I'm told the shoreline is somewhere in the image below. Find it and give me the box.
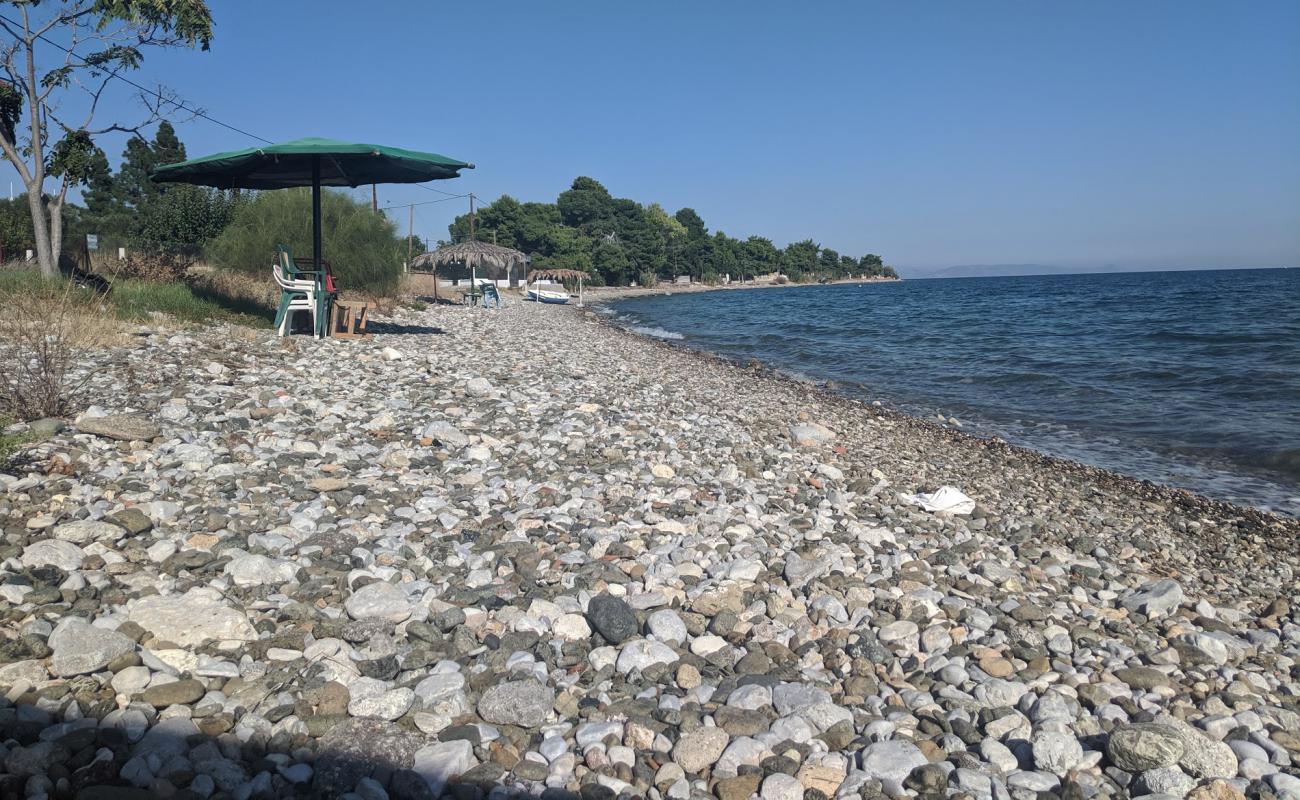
[1,301,1297,799]
[589,288,1300,521]
[581,275,901,304]
[582,302,1299,539]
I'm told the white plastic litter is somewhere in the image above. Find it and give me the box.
[904,486,975,515]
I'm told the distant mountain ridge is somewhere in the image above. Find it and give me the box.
[901,264,1068,279]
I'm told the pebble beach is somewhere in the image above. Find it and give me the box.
[1,299,1298,800]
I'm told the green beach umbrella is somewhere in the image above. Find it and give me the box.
[151,137,474,273]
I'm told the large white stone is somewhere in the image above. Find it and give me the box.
[412,740,477,796]
[1121,579,1184,618]
[616,640,678,674]
[552,613,591,641]
[128,588,257,648]
[672,726,729,773]
[52,519,123,544]
[48,620,135,677]
[646,610,687,646]
[224,554,298,587]
[859,741,928,790]
[20,540,85,571]
[344,581,413,622]
[762,773,804,800]
[714,736,773,778]
[1032,731,1085,775]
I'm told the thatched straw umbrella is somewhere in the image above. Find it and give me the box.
[411,240,527,301]
[528,268,591,306]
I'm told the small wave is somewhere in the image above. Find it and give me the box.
[631,325,685,340]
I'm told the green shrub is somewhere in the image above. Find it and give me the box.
[206,189,404,294]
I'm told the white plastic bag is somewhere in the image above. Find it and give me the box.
[904,486,975,515]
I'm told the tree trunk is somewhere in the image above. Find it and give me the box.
[24,187,57,278]
[48,196,64,271]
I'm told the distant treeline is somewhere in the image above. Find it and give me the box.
[0,123,895,292]
[447,177,897,287]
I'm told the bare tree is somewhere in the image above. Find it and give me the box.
[0,0,212,277]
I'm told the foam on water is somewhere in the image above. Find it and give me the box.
[630,325,685,341]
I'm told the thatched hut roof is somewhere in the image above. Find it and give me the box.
[528,268,589,283]
[411,240,526,272]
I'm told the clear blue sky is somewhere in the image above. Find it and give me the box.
[11,1,1300,272]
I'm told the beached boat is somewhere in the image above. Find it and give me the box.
[527,287,570,304]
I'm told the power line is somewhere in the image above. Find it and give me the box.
[0,12,494,207]
[0,12,275,145]
[380,194,469,211]
[413,183,470,197]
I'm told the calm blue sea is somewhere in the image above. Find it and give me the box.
[608,268,1300,516]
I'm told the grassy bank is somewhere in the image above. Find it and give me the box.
[0,267,277,327]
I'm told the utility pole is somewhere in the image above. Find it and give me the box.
[468,193,476,241]
[407,204,414,270]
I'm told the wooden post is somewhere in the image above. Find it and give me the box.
[407,204,414,271]
[372,184,378,213]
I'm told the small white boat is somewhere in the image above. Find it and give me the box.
[527,288,570,304]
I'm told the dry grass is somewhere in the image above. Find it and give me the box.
[401,272,441,298]
[185,268,278,314]
[0,272,126,421]
[398,272,475,305]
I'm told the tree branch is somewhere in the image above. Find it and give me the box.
[0,131,34,185]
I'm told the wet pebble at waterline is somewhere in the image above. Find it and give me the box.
[0,300,1297,800]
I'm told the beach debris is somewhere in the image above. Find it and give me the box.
[902,484,976,514]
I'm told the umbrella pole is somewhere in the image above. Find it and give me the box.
[312,156,323,272]
[312,156,325,337]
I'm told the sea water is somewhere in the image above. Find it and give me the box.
[610,268,1300,516]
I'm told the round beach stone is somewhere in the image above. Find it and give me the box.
[20,539,85,571]
[1032,730,1085,774]
[224,554,298,586]
[1107,723,1186,772]
[48,619,134,677]
[860,741,929,789]
[672,726,729,773]
[552,613,591,640]
[347,678,415,720]
[586,595,639,644]
[761,772,804,800]
[646,609,687,645]
[616,639,678,673]
[477,679,555,728]
[52,519,122,544]
[344,580,413,622]
[140,679,205,708]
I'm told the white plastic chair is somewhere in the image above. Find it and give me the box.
[273,262,319,337]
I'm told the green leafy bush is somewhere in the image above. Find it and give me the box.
[206,189,405,294]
